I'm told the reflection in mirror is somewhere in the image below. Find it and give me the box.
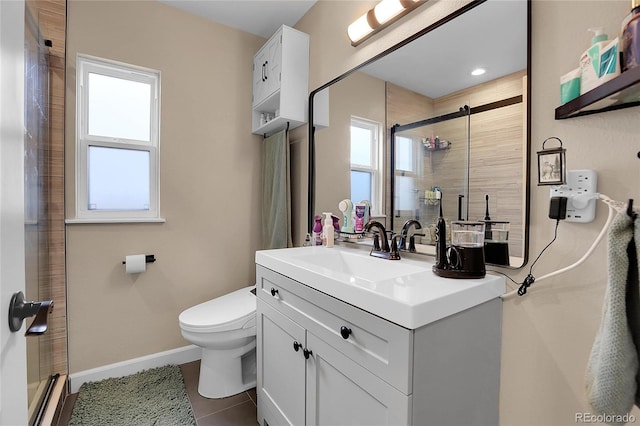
[310,0,530,268]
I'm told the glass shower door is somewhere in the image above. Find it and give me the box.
[24,6,54,424]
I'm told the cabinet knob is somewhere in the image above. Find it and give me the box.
[293,341,301,352]
[303,348,313,359]
[270,288,279,297]
[340,326,352,339]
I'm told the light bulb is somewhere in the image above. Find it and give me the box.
[374,0,405,25]
[348,13,374,43]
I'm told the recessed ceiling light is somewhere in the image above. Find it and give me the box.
[471,68,486,76]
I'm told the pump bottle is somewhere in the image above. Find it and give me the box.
[322,212,334,248]
[579,28,609,94]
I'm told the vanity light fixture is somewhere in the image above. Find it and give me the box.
[347,0,425,46]
[471,68,486,76]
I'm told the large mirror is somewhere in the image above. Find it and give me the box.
[309,0,531,268]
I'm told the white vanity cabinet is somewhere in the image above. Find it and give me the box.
[252,25,309,136]
[256,264,502,426]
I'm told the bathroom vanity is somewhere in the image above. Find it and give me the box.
[255,246,505,426]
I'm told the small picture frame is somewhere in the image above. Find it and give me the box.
[537,137,566,186]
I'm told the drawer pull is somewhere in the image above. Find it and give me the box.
[270,288,279,297]
[303,348,313,359]
[293,341,301,352]
[340,326,352,339]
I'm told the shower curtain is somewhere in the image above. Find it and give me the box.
[262,128,292,249]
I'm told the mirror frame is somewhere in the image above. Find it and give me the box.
[308,0,532,268]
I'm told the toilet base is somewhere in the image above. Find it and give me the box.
[198,342,257,399]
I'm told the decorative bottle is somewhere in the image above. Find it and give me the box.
[312,216,323,246]
[622,0,640,71]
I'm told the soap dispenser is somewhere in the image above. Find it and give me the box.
[322,212,334,248]
[579,27,609,94]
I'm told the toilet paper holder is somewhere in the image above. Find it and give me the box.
[122,254,156,265]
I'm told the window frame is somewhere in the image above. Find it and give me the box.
[73,54,162,222]
[350,116,383,215]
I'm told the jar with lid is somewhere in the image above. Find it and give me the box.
[622,0,640,71]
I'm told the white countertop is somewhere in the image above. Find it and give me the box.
[255,245,505,329]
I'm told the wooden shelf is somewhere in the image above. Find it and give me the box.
[555,65,640,119]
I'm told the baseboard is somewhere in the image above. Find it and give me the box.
[69,345,200,393]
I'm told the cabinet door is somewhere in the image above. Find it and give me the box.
[263,32,282,101]
[253,50,267,106]
[257,301,306,426]
[306,333,411,426]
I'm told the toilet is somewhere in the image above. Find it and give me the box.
[179,286,257,398]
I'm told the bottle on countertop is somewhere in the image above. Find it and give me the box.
[312,215,323,246]
[303,233,312,247]
[322,212,334,248]
[622,0,640,71]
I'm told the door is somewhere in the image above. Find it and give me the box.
[257,301,306,426]
[0,0,29,424]
[306,333,411,426]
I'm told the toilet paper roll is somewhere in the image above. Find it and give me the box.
[125,254,146,274]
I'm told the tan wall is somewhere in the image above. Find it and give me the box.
[314,72,386,219]
[65,0,265,373]
[298,0,640,424]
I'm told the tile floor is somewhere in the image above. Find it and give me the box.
[57,360,258,426]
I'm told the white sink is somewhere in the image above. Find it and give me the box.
[255,245,505,329]
[290,249,428,284]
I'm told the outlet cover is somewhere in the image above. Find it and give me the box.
[549,170,598,223]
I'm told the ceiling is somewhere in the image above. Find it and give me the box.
[361,0,528,98]
[157,0,317,39]
[156,0,527,99]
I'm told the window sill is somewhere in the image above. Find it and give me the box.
[65,217,166,224]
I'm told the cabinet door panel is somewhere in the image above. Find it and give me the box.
[257,301,306,426]
[264,33,282,100]
[253,51,267,106]
[306,334,411,426]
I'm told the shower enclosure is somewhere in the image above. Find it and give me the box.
[24,1,67,423]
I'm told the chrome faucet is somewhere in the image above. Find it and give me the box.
[364,220,401,260]
[399,219,422,251]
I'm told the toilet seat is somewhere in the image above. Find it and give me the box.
[179,286,256,333]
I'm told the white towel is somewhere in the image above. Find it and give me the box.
[586,212,639,424]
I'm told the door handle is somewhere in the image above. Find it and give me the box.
[8,291,54,335]
[264,61,268,80]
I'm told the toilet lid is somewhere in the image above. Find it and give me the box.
[179,286,256,333]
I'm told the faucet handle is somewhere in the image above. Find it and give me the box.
[372,234,381,251]
[409,233,426,253]
[389,235,402,260]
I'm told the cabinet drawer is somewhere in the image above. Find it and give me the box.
[257,265,413,394]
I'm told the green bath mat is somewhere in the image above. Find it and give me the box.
[69,364,196,426]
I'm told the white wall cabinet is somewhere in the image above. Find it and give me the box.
[252,25,309,136]
[256,264,502,426]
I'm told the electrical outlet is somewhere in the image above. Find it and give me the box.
[549,170,598,223]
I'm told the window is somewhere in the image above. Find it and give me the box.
[74,55,161,221]
[395,135,420,212]
[350,117,382,214]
